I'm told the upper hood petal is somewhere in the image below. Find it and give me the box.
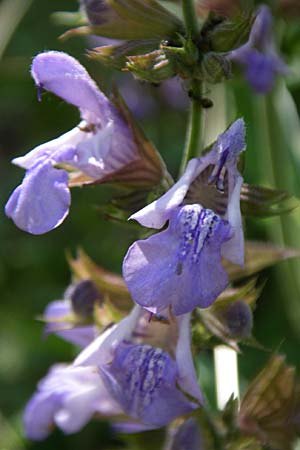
[31,51,112,124]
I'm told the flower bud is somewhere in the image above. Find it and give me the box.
[208,11,253,52]
[221,300,253,338]
[199,52,232,83]
[88,41,154,71]
[126,50,175,83]
[65,279,102,319]
[81,0,118,25]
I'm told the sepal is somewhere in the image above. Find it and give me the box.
[62,0,183,41]
[87,41,156,71]
[238,355,298,450]
[241,183,300,217]
[126,49,176,83]
[201,9,254,53]
[225,240,300,282]
[198,52,232,83]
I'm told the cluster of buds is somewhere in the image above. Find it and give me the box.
[66,0,287,93]
[4,0,300,449]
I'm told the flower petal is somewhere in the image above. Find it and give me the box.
[222,174,244,265]
[31,51,111,124]
[164,418,203,450]
[44,300,96,348]
[176,314,204,403]
[24,364,121,440]
[249,5,273,48]
[101,343,196,427]
[130,158,209,229]
[243,50,285,94]
[12,126,85,170]
[124,206,232,315]
[72,120,115,178]
[5,161,71,234]
[74,305,142,367]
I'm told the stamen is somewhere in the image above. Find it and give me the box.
[208,147,229,192]
[37,83,43,102]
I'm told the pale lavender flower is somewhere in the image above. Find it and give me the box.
[5,51,139,234]
[123,119,246,315]
[24,306,203,440]
[228,5,287,93]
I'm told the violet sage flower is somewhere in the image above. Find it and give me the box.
[123,119,246,315]
[5,51,162,234]
[228,5,287,93]
[24,306,203,440]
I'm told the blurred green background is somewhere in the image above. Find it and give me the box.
[1,1,300,449]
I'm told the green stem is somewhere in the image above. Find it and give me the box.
[179,0,202,177]
[182,0,199,37]
[179,82,202,176]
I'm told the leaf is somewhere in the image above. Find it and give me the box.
[238,354,297,450]
[241,183,300,217]
[225,241,300,282]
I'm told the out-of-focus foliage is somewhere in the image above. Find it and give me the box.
[1,1,300,449]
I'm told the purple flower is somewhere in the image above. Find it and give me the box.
[228,6,287,93]
[5,51,139,234]
[123,119,246,315]
[24,307,203,440]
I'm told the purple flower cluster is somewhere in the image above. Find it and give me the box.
[4,51,249,440]
[3,52,246,445]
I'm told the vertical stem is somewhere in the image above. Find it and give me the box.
[182,0,199,37]
[179,0,202,176]
[179,82,202,176]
